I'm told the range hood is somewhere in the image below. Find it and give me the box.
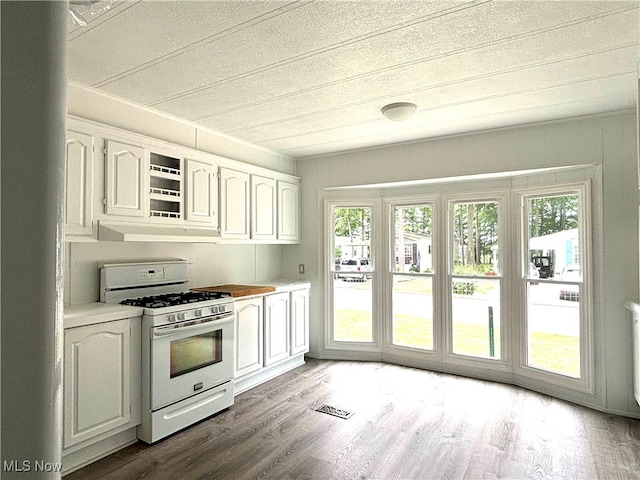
[98,222,220,243]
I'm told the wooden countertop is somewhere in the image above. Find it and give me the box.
[192,284,276,297]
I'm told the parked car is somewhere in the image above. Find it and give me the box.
[529,262,540,279]
[531,255,553,278]
[559,265,580,301]
[339,258,371,281]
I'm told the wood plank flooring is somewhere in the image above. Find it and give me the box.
[65,359,640,479]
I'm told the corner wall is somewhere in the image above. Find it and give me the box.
[2,2,67,476]
[285,111,640,417]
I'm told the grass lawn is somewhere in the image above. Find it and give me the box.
[334,309,580,377]
[334,309,373,342]
[528,332,580,377]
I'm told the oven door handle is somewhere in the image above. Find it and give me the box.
[152,315,234,338]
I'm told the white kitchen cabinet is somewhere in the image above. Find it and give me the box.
[65,129,94,238]
[220,167,250,239]
[69,116,300,244]
[185,158,218,227]
[290,288,310,356]
[63,317,141,449]
[264,292,290,367]
[251,174,277,240]
[104,139,146,218]
[277,180,300,242]
[234,296,264,378]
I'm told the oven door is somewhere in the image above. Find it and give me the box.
[150,314,234,411]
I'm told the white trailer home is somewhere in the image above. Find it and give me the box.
[530,228,580,278]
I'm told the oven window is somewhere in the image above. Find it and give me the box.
[170,329,222,378]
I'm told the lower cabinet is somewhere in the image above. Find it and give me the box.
[234,296,264,378]
[62,316,141,473]
[234,287,310,394]
[264,292,290,366]
[290,288,310,356]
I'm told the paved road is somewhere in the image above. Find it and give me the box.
[333,279,579,336]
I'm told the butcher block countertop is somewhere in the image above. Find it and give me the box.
[192,284,276,297]
[192,280,310,298]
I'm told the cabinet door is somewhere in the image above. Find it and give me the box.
[277,180,299,242]
[65,130,94,237]
[220,167,250,239]
[105,140,146,217]
[185,158,218,226]
[234,297,264,378]
[251,175,276,240]
[264,292,290,367]
[63,319,131,448]
[290,289,310,356]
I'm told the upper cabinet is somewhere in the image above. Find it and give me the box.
[278,180,299,242]
[65,129,94,239]
[185,158,218,227]
[104,139,146,218]
[220,167,250,239]
[251,175,277,241]
[66,117,299,244]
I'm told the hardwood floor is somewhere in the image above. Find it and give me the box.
[65,359,640,479]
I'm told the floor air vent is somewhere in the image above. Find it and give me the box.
[315,404,354,419]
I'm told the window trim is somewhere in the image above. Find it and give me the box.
[320,169,596,397]
[386,198,440,355]
[324,198,382,352]
[513,180,594,394]
[443,191,512,370]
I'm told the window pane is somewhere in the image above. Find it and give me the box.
[333,206,373,343]
[527,283,580,377]
[529,194,579,280]
[392,275,433,350]
[452,202,499,275]
[451,278,501,358]
[526,194,581,376]
[333,206,371,268]
[394,205,433,273]
[333,277,372,342]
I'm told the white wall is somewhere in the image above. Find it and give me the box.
[285,111,640,417]
[67,242,282,305]
[65,85,289,305]
[2,2,67,475]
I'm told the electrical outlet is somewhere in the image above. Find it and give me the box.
[298,264,305,275]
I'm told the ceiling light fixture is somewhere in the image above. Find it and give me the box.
[381,102,417,121]
[69,0,114,26]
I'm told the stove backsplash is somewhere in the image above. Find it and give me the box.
[65,242,283,305]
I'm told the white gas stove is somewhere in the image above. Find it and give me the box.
[100,260,235,443]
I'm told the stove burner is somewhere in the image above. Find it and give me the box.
[120,291,230,308]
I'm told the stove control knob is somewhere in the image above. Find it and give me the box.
[195,309,203,317]
[178,312,187,321]
[212,306,219,314]
[169,314,178,322]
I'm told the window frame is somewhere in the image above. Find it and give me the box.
[320,169,596,397]
[385,197,440,356]
[324,198,382,352]
[444,191,511,370]
[514,181,594,394]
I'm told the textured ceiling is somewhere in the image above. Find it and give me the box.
[68,0,639,159]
